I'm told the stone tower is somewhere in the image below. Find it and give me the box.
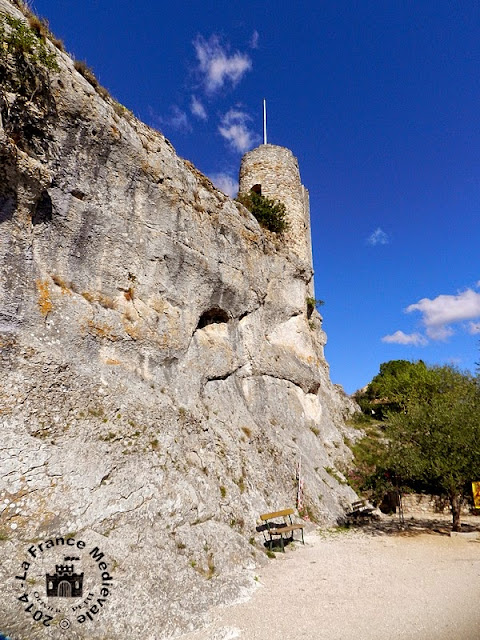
[238,144,313,269]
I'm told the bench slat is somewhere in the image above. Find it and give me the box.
[260,508,294,521]
[269,524,304,534]
[348,499,376,518]
[351,500,365,509]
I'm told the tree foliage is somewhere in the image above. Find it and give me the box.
[355,359,437,419]
[236,191,288,234]
[352,361,480,530]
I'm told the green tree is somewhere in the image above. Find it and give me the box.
[355,359,435,419]
[352,362,480,530]
[348,422,394,506]
[384,366,480,530]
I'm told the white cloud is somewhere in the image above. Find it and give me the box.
[396,286,480,342]
[367,227,389,246]
[190,95,207,120]
[152,105,191,134]
[159,106,191,132]
[218,109,260,153]
[170,107,191,131]
[250,30,259,49]
[469,321,480,335]
[383,283,480,346]
[210,173,238,198]
[406,289,480,336]
[381,331,427,346]
[425,325,454,341]
[194,35,252,93]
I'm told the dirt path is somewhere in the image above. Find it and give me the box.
[181,525,480,640]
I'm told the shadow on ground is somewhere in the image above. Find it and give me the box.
[347,514,480,537]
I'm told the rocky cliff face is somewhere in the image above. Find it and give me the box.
[0,2,357,637]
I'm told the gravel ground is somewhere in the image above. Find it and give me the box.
[181,516,480,640]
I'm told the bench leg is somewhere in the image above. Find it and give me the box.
[280,534,285,552]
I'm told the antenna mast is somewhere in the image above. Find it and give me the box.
[263,99,267,145]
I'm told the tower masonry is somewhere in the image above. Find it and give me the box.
[239,144,313,270]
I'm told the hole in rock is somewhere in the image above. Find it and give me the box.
[32,191,53,225]
[197,307,229,329]
[0,194,16,224]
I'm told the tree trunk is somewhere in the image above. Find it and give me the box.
[450,492,463,531]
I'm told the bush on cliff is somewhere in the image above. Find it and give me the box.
[0,13,59,72]
[236,191,288,234]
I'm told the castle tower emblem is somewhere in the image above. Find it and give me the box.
[46,556,83,598]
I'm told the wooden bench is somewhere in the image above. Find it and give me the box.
[347,499,376,520]
[259,508,305,552]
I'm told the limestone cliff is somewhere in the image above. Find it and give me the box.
[0,2,357,637]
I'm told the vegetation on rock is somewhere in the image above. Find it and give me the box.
[0,12,59,155]
[0,13,59,73]
[0,8,131,123]
[306,296,325,318]
[236,191,288,233]
[73,59,109,99]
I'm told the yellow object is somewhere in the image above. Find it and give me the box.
[472,482,480,509]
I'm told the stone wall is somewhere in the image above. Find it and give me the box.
[239,144,313,277]
[402,494,471,516]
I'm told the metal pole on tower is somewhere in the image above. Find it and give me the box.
[263,99,267,145]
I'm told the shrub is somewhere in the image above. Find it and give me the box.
[74,59,98,87]
[0,13,59,72]
[49,34,65,51]
[236,191,288,233]
[306,297,325,318]
[96,84,110,100]
[27,14,49,40]
[73,59,112,101]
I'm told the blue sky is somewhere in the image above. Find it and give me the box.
[32,0,480,393]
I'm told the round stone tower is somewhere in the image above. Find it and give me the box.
[238,144,313,268]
